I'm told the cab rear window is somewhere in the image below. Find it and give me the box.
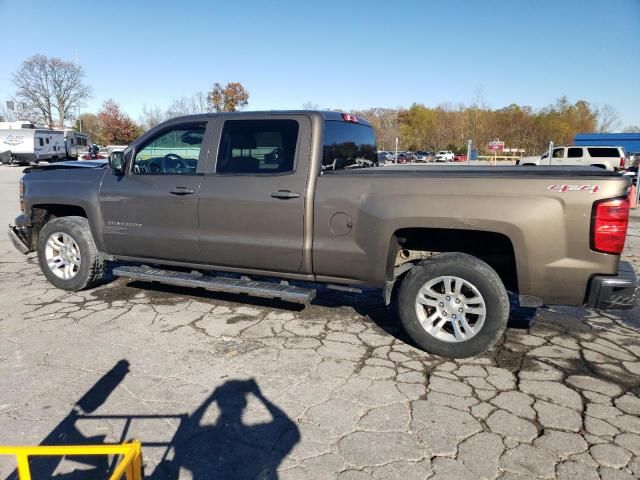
[322,121,377,171]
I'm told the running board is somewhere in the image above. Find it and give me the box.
[112,265,316,304]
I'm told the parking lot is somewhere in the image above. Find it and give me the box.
[0,165,639,479]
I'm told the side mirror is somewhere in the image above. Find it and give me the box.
[109,151,125,174]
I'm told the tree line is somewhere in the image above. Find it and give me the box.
[2,54,638,150]
[353,100,639,155]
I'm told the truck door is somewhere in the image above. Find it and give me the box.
[197,115,310,273]
[549,147,566,166]
[99,121,210,262]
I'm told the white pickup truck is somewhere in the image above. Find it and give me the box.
[519,145,626,171]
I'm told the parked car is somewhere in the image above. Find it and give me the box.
[435,150,455,162]
[415,151,430,162]
[9,110,637,359]
[453,153,467,162]
[396,153,408,163]
[518,146,626,171]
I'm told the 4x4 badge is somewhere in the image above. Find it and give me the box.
[547,184,600,193]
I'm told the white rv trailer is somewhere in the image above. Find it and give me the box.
[0,121,66,165]
[64,129,90,159]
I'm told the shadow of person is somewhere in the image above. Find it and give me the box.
[151,379,300,480]
[5,360,130,480]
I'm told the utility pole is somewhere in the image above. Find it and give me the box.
[466,139,472,166]
[74,49,82,132]
[395,137,399,164]
[548,141,554,165]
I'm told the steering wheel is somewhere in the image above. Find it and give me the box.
[147,153,185,173]
[162,153,185,172]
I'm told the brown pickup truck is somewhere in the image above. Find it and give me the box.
[8,111,638,358]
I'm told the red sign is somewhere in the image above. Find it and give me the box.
[488,141,505,152]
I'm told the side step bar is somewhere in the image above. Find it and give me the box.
[112,265,316,304]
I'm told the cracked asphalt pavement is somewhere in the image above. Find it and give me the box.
[1,165,639,479]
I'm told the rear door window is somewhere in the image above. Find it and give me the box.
[322,121,377,171]
[216,119,299,174]
[587,147,620,157]
[567,147,583,158]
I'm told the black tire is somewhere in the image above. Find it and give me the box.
[37,216,106,291]
[397,252,509,358]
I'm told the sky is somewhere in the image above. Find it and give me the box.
[0,0,639,127]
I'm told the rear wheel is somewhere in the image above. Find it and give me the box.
[397,252,509,358]
[37,216,106,291]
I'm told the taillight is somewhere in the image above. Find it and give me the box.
[620,157,625,169]
[591,197,630,254]
[341,113,359,123]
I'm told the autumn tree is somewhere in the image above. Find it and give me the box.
[207,82,249,112]
[12,54,91,127]
[97,99,143,145]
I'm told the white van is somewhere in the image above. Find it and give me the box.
[64,129,90,159]
[519,145,626,171]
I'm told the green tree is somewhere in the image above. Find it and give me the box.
[74,113,100,143]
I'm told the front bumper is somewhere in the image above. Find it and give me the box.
[8,214,33,254]
[586,261,638,310]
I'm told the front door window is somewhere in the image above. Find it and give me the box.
[132,124,206,174]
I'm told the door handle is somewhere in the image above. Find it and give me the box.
[271,190,300,199]
[170,187,195,195]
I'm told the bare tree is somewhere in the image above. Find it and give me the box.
[207,82,249,112]
[596,104,621,133]
[622,125,640,133]
[139,104,165,130]
[302,101,319,110]
[165,92,210,118]
[12,54,91,127]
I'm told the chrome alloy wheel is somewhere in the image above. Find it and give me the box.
[414,275,487,343]
[45,232,81,280]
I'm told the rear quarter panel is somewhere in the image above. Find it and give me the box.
[313,172,629,304]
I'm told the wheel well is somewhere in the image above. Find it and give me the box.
[29,204,88,249]
[390,228,519,293]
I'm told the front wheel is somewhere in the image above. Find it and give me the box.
[37,216,106,291]
[397,252,509,358]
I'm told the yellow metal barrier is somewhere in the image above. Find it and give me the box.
[0,440,143,480]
